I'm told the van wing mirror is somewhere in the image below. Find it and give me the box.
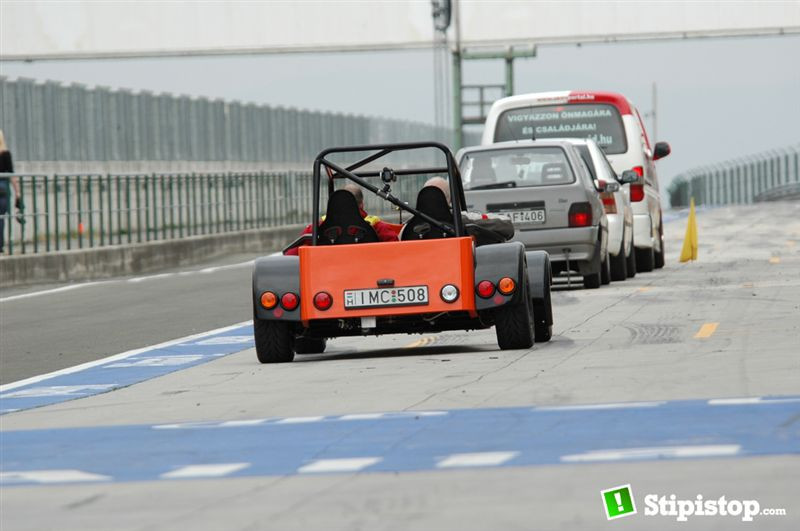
[620,170,639,184]
[653,141,671,160]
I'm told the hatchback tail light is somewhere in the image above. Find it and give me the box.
[601,193,617,213]
[568,202,592,227]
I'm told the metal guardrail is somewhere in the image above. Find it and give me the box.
[753,182,800,202]
[668,144,800,208]
[1,171,432,256]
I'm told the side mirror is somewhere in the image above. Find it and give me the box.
[653,141,671,161]
[620,170,639,184]
[605,181,620,193]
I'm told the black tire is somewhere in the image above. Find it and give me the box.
[610,237,627,281]
[636,246,655,272]
[600,252,611,285]
[583,271,601,289]
[254,318,295,363]
[495,285,535,350]
[626,237,636,278]
[294,337,327,354]
[654,222,665,269]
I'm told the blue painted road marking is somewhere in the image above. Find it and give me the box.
[2,396,798,485]
[0,323,254,414]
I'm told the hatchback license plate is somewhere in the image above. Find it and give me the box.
[507,209,546,224]
[344,286,429,309]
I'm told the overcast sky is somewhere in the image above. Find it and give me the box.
[2,33,798,188]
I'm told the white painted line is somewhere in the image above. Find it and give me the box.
[161,463,250,479]
[0,260,256,303]
[0,281,114,303]
[708,397,800,406]
[339,413,386,421]
[128,273,175,283]
[298,457,381,474]
[0,320,252,392]
[219,419,271,427]
[561,444,741,463]
[0,470,111,484]
[0,384,117,399]
[437,451,519,468]
[275,416,326,424]
[535,401,666,411]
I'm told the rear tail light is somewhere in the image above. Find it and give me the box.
[568,202,592,227]
[476,280,496,298]
[313,291,333,311]
[497,277,516,295]
[630,184,645,202]
[630,167,645,202]
[601,192,617,213]
[260,291,278,310]
[280,292,299,311]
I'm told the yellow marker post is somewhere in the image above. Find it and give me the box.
[680,198,698,262]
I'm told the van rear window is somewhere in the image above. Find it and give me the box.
[494,103,628,154]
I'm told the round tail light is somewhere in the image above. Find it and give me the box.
[498,277,516,295]
[260,291,278,309]
[440,284,459,303]
[313,291,333,310]
[476,280,496,298]
[281,292,299,311]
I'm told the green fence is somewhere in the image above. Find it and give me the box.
[668,144,800,208]
[1,171,432,256]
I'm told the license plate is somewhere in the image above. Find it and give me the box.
[344,286,429,309]
[507,209,546,224]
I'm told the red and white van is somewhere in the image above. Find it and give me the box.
[481,90,671,271]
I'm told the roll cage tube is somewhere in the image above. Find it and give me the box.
[311,142,467,246]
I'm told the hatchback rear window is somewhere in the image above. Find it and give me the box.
[494,103,628,154]
[461,147,575,190]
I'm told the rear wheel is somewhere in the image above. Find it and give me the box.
[495,284,535,350]
[654,221,665,269]
[610,236,628,281]
[600,252,611,285]
[254,318,295,363]
[626,236,636,278]
[294,337,327,354]
[636,246,655,273]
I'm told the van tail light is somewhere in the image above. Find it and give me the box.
[601,193,617,213]
[568,202,592,227]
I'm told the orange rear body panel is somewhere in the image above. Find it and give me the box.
[299,237,476,322]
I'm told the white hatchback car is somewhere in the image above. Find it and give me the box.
[564,138,635,280]
[481,90,671,272]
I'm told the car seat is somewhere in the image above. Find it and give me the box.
[316,189,379,245]
[541,162,567,183]
[470,157,497,187]
[400,186,453,240]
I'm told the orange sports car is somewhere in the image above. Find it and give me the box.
[252,142,553,363]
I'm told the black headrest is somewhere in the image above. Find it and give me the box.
[400,186,453,241]
[317,189,378,245]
